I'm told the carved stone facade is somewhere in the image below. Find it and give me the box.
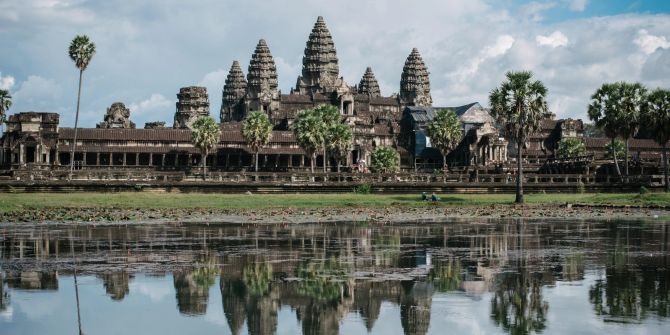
[97,102,135,129]
[400,48,432,107]
[174,86,210,129]
[294,16,342,95]
[220,60,247,122]
[358,67,381,97]
[246,39,280,116]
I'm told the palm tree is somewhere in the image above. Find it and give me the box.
[588,83,629,182]
[425,108,463,170]
[0,89,11,135]
[241,111,273,172]
[314,104,341,172]
[642,88,670,192]
[191,116,221,180]
[489,71,548,204]
[616,82,647,180]
[293,110,324,173]
[68,35,96,179]
[326,123,353,172]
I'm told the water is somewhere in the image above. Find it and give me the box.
[0,219,668,335]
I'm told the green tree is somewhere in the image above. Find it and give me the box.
[605,139,624,160]
[326,123,353,172]
[617,82,647,179]
[642,88,670,192]
[556,138,586,159]
[241,111,273,172]
[293,109,325,173]
[0,89,11,135]
[314,104,341,172]
[191,116,221,179]
[370,146,400,173]
[68,35,96,179]
[425,108,463,170]
[489,71,548,204]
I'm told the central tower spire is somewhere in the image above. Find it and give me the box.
[295,16,341,94]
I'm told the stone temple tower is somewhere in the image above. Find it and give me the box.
[174,86,210,129]
[295,16,343,95]
[220,61,247,122]
[246,39,280,115]
[358,67,381,97]
[400,48,432,107]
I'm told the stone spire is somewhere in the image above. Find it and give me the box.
[400,48,432,106]
[295,16,343,94]
[246,39,278,100]
[358,67,381,97]
[174,86,210,129]
[220,60,247,122]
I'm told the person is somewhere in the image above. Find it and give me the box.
[431,192,439,202]
[421,192,428,201]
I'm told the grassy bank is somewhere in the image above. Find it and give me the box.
[0,192,668,213]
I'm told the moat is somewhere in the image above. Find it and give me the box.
[0,219,669,335]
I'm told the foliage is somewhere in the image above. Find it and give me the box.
[191,116,221,177]
[490,272,548,335]
[605,140,624,160]
[296,258,351,303]
[242,262,273,296]
[370,146,400,173]
[352,184,371,194]
[642,88,670,192]
[583,123,605,137]
[242,111,273,171]
[0,89,12,127]
[326,123,353,171]
[639,186,649,195]
[191,259,219,289]
[429,258,462,292]
[293,109,325,172]
[69,35,96,71]
[556,138,586,159]
[489,71,548,203]
[425,108,463,167]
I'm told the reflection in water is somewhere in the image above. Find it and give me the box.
[0,220,668,334]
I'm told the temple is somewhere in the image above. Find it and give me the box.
[0,16,666,177]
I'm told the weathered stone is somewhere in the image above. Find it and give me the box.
[144,121,166,129]
[246,39,280,114]
[97,102,136,129]
[358,67,381,97]
[221,60,247,122]
[400,48,432,107]
[174,86,210,129]
[295,16,340,94]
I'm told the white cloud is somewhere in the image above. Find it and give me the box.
[455,35,515,79]
[521,1,556,21]
[12,75,63,112]
[0,72,15,90]
[536,31,569,48]
[634,29,670,55]
[568,0,588,12]
[128,93,172,116]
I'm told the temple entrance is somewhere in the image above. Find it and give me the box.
[25,146,36,163]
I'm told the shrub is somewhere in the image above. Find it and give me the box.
[639,186,650,194]
[605,140,625,159]
[353,184,371,194]
[556,138,586,159]
[370,146,400,173]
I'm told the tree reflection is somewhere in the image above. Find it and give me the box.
[490,271,548,335]
[0,272,9,312]
[296,258,351,303]
[242,262,273,297]
[428,258,462,292]
[173,258,219,316]
[561,253,584,282]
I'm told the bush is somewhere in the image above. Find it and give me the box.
[605,140,625,159]
[557,138,586,159]
[639,186,650,194]
[370,146,400,173]
[353,184,371,194]
[578,181,586,194]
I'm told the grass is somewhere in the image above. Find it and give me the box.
[0,192,668,214]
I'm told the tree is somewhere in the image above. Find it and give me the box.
[68,35,96,179]
[191,116,221,180]
[293,109,325,173]
[425,108,463,170]
[489,71,548,204]
[241,111,273,172]
[314,104,341,172]
[605,140,624,160]
[370,146,400,173]
[642,88,670,192]
[326,123,353,172]
[0,89,11,135]
[616,82,647,179]
[556,138,586,159]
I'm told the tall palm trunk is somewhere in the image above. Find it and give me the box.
[516,141,524,204]
[442,153,447,171]
[611,138,623,182]
[310,152,315,173]
[254,151,259,172]
[336,158,341,173]
[624,138,630,182]
[323,145,327,173]
[202,149,208,180]
[663,144,669,193]
[69,70,83,180]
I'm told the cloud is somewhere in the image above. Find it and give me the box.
[521,1,556,21]
[12,75,63,112]
[0,72,15,90]
[455,35,515,79]
[568,0,588,12]
[536,31,569,48]
[634,29,670,55]
[128,93,172,117]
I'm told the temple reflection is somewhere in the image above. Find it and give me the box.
[0,220,668,334]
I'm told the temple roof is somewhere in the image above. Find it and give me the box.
[247,39,278,94]
[358,67,381,97]
[222,61,247,108]
[301,16,339,86]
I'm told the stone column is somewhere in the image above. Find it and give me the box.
[148,153,152,166]
[19,144,24,165]
[161,154,166,167]
[122,153,127,166]
[83,152,87,166]
[96,153,100,166]
[137,153,141,166]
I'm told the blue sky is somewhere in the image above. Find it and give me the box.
[0,0,669,128]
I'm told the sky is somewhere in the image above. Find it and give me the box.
[0,0,669,128]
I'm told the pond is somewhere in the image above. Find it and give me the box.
[0,219,668,334]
